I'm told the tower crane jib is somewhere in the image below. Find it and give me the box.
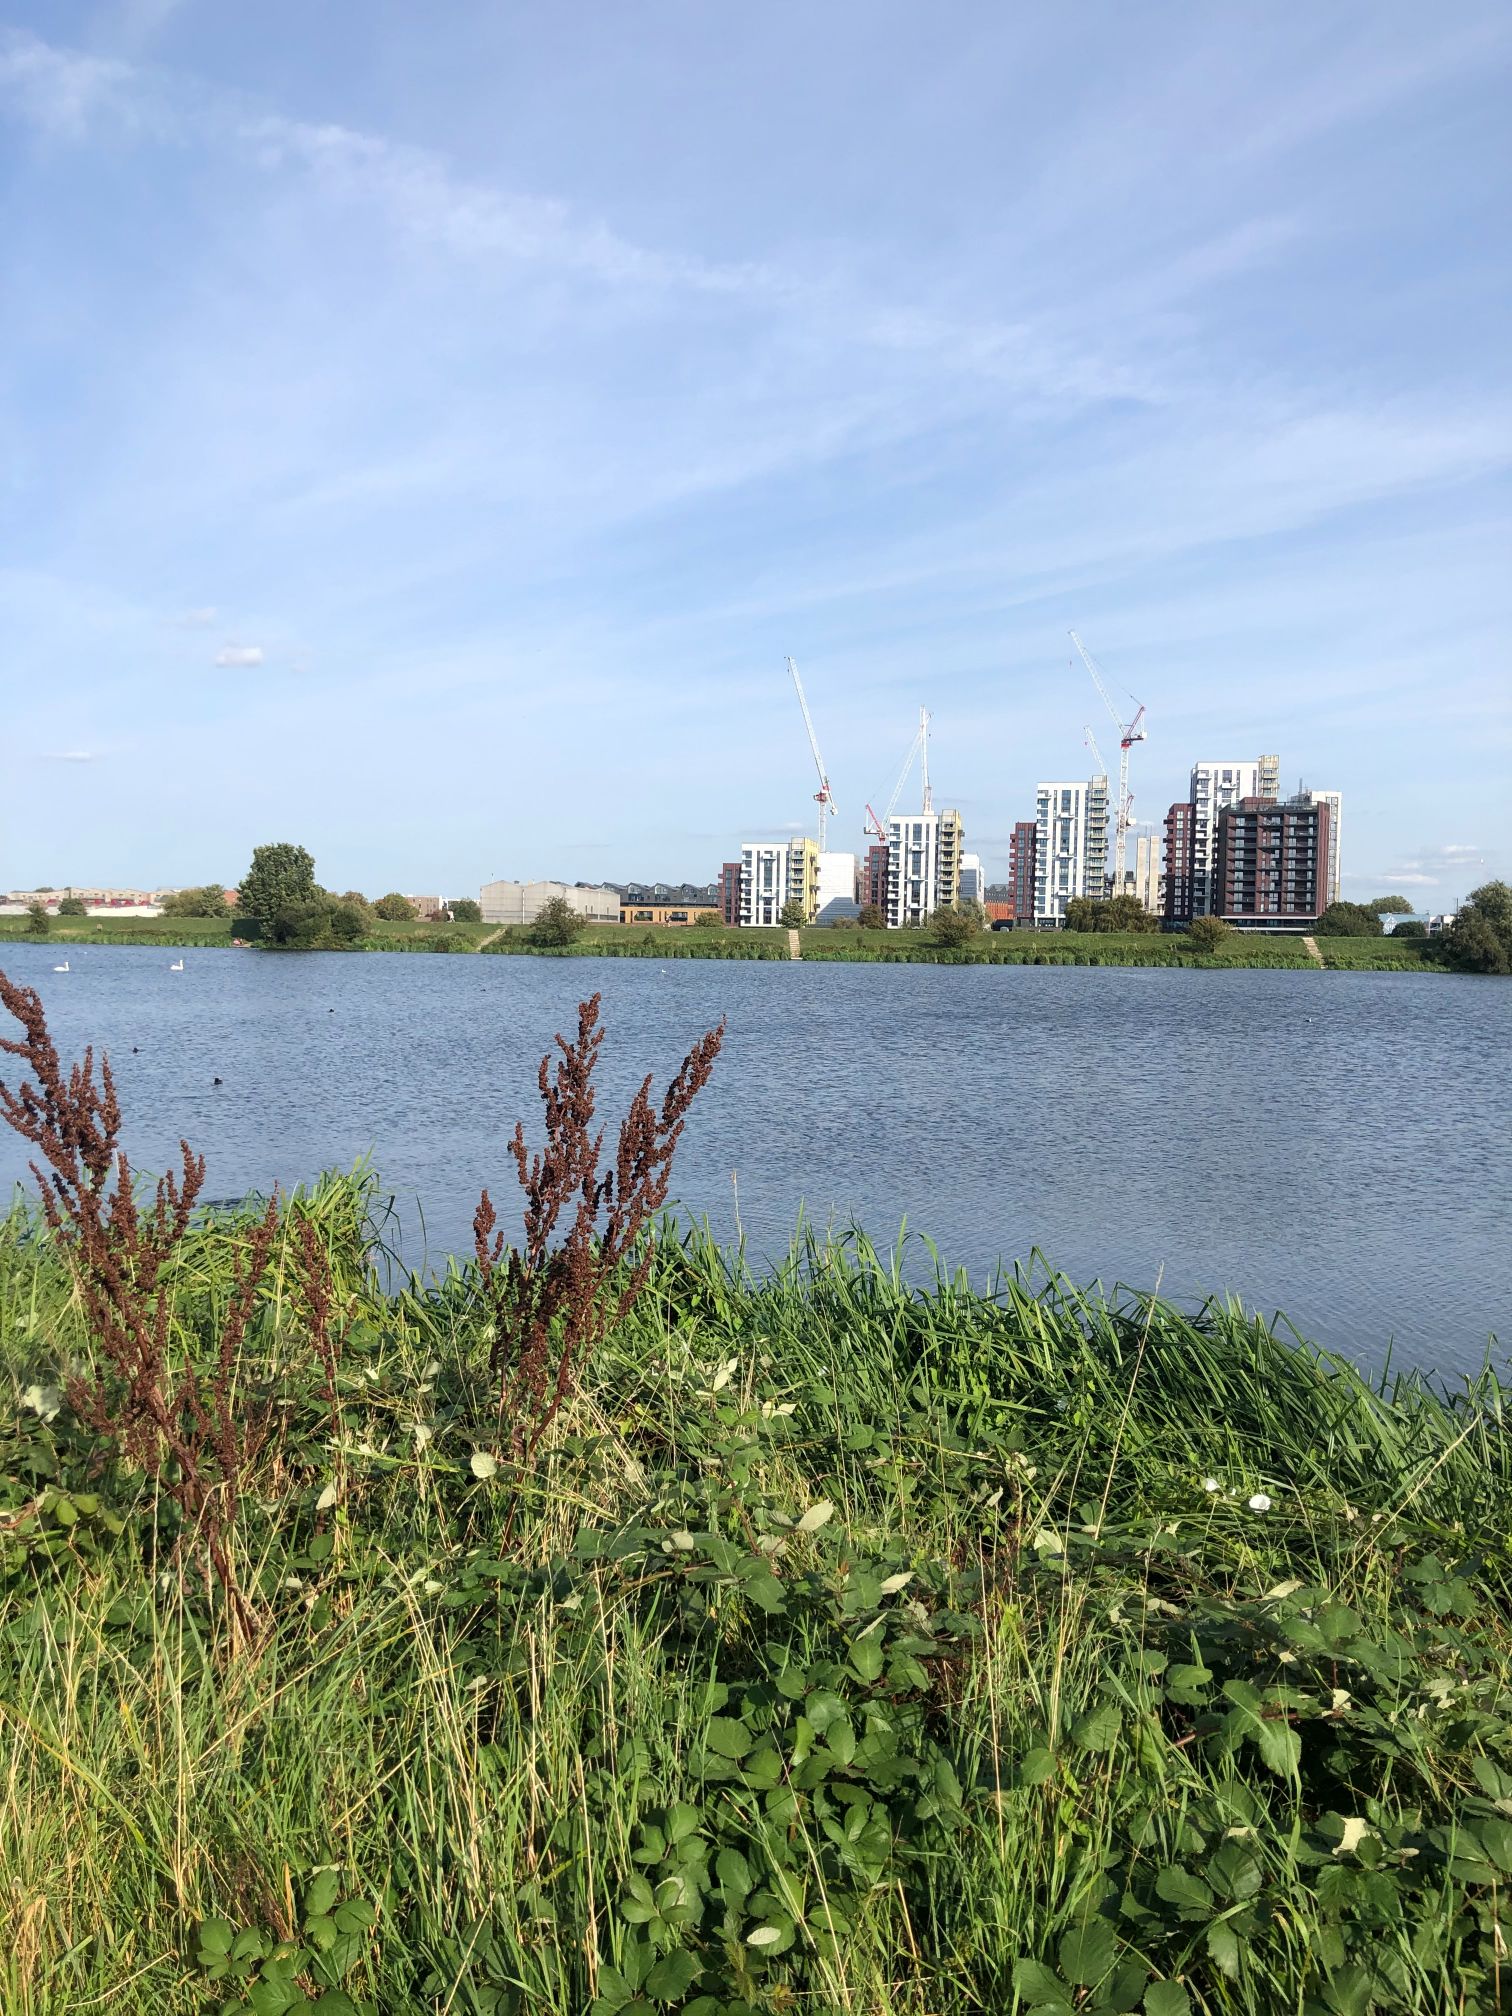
[787,656,837,851]
[1070,631,1147,891]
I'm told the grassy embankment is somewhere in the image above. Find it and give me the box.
[3,1165,1510,2015]
[0,913,1447,970]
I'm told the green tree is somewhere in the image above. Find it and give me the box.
[778,898,809,930]
[448,899,482,924]
[1442,882,1512,975]
[162,885,229,918]
[933,905,981,948]
[374,893,417,922]
[1100,892,1161,933]
[57,896,87,917]
[239,843,316,921]
[1187,914,1231,954]
[1390,919,1428,938]
[337,891,376,928]
[25,900,49,934]
[326,902,367,946]
[530,895,585,947]
[1064,895,1098,932]
[1368,894,1414,915]
[1316,901,1384,937]
[693,910,724,929]
[858,904,884,930]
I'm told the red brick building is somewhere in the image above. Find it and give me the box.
[1215,795,1332,928]
[1008,821,1037,923]
[861,843,889,916]
[719,862,742,927]
[1163,802,1195,923]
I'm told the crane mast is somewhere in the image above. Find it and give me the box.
[865,709,931,841]
[1070,631,1147,890]
[787,656,836,850]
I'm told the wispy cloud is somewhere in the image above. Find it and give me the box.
[214,643,263,667]
[49,748,97,762]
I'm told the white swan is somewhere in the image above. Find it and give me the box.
[169,958,185,972]
[52,960,69,973]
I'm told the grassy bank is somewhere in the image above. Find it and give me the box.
[0,915,1447,971]
[3,1167,1510,2014]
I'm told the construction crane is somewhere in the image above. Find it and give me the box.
[864,707,931,841]
[787,656,836,850]
[1070,631,1147,890]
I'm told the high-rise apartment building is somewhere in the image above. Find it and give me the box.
[1216,794,1332,928]
[1188,760,1262,916]
[739,843,789,925]
[1258,754,1280,803]
[1163,802,1195,923]
[886,813,941,928]
[1009,821,1037,922]
[862,843,889,916]
[936,810,964,911]
[719,861,741,926]
[1033,776,1109,924]
[787,838,819,922]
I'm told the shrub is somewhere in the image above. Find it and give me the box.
[161,885,230,918]
[530,896,586,947]
[374,893,417,922]
[1187,914,1231,954]
[1316,901,1384,937]
[858,904,884,929]
[449,898,483,924]
[694,911,724,929]
[933,905,981,948]
[57,895,87,917]
[24,900,49,934]
[778,898,809,930]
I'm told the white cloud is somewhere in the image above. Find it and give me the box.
[215,643,263,667]
[50,748,97,762]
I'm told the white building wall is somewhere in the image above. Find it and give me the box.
[1312,791,1343,905]
[958,852,985,911]
[1133,832,1162,913]
[1033,778,1109,923]
[1188,761,1261,917]
[886,814,940,927]
[480,880,618,925]
[814,851,859,924]
[739,843,789,927]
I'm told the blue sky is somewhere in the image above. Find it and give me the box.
[2,2,1508,902]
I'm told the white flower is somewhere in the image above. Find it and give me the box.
[1202,1477,1221,1494]
[1248,1492,1273,1513]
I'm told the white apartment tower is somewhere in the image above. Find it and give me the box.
[1033,776,1110,924]
[739,842,790,926]
[1189,760,1262,917]
[886,813,941,928]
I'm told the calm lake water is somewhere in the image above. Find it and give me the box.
[1,943,1507,1375]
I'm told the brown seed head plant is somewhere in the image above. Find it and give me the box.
[0,967,276,1642]
[473,992,724,1477]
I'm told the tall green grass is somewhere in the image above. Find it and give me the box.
[2,1181,1507,2013]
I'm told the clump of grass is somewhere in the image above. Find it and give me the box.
[0,991,1507,2013]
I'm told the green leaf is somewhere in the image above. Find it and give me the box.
[1145,1984,1192,2016]
[303,1871,341,1921]
[645,1949,700,2002]
[716,1847,751,1899]
[197,1918,235,1958]
[1019,1747,1057,1786]
[849,1636,885,1682]
[1205,1917,1241,1980]
[665,1803,702,1845]
[703,1717,753,1759]
[1155,1866,1212,1913]
[1059,1920,1116,1987]
[1011,1958,1071,2007]
[1072,1702,1121,1752]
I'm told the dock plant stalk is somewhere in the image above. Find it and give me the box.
[473,991,723,1473]
[0,967,277,1640]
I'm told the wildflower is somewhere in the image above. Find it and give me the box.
[1248,1492,1272,1513]
[1202,1477,1220,1494]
